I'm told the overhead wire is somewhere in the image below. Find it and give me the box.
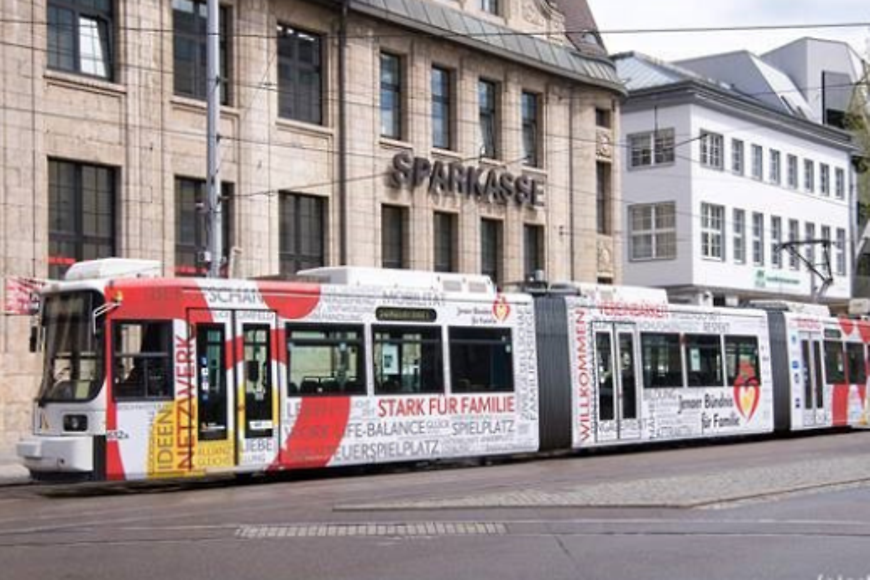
[2,15,870,40]
[2,10,861,275]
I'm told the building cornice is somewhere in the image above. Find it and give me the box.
[624,80,855,152]
[347,0,627,96]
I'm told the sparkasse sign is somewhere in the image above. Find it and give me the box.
[387,151,544,208]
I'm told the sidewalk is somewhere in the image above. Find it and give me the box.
[0,451,30,486]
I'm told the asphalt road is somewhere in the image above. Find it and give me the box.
[0,432,868,580]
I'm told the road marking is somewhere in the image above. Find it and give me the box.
[235,521,507,539]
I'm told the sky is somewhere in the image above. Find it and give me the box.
[586,0,870,62]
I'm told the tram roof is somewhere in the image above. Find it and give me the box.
[298,267,497,295]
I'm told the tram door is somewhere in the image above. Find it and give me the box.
[800,334,826,427]
[593,323,641,442]
[234,311,280,469]
[189,309,236,472]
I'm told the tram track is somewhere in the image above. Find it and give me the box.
[2,516,870,551]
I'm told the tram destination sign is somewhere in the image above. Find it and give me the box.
[375,307,438,323]
[388,151,543,208]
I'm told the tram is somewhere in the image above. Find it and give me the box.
[765,303,870,432]
[15,259,869,482]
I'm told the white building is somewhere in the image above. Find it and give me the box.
[760,38,870,298]
[615,52,855,306]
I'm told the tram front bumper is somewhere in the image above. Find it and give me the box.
[16,436,94,474]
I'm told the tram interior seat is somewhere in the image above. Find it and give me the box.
[379,378,402,393]
[300,377,322,394]
[296,376,361,395]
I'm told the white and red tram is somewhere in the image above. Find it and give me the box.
[15,259,869,482]
[764,303,870,432]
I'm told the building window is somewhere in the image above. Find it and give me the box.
[836,228,846,276]
[431,66,452,150]
[629,129,674,168]
[597,162,611,235]
[732,139,744,175]
[733,209,746,264]
[47,0,114,79]
[433,212,456,273]
[629,203,676,261]
[700,131,724,170]
[595,108,612,128]
[751,145,763,180]
[821,226,831,272]
[771,216,782,269]
[835,168,845,199]
[524,224,544,279]
[788,219,800,270]
[173,0,230,104]
[481,218,503,285]
[382,205,407,269]
[805,223,816,268]
[820,164,830,196]
[628,133,651,168]
[479,80,498,159]
[279,193,326,276]
[804,159,815,192]
[787,154,798,189]
[380,52,403,140]
[48,159,116,280]
[654,129,676,165]
[480,0,499,15]
[770,150,781,185]
[175,178,233,277]
[752,212,764,266]
[701,203,725,260]
[277,25,323,125]
[521,91,541,167]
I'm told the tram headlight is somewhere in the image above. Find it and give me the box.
[63,414,88,432]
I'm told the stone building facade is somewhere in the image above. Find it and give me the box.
[0,0,624,450]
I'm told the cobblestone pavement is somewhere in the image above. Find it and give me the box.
[337,454,870,510]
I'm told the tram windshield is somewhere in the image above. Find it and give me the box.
[37,291,105,403]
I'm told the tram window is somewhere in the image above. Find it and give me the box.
[197,325,228,440]
[725,336,760,386]
[641,333,683,388]
[286,325,366,396]
[846,343,866,384]
[450,327,514,394]
[684,334,723,387]
[373,326,443,395]
[823,340,846,383]
[113,322,173,400]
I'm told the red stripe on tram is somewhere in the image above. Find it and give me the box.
[271,397,351,470]
[832,384,850,426]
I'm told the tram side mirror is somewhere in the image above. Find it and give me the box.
[246,361,260,384]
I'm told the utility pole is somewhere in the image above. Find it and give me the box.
[206,0,222,278]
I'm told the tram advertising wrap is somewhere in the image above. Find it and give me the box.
[566,287,774,448]
[103,279,539,480]
[17,259,867,483]
[273,285,540,469]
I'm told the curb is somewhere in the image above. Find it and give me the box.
[0,477,31,487]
